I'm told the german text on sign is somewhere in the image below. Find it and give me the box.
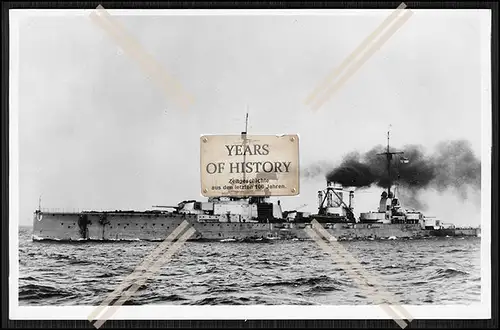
[200,134,300,197]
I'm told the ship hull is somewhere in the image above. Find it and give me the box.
[33,211,289,241]
[32,211,479,242]
[33,211,190,241]
[430,228,481,237]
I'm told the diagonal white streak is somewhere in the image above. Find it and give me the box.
[91,227,196,329]
[87,220,190,321]
[305,228,408,328]
[305,2,408,105]
[89,5,194,111]
[305,220,413,328]
[309,220,413,321]
[310,9,413,111]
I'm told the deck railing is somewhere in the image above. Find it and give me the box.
[38,208,82,213]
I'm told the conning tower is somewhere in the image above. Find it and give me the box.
[359,128,422,224]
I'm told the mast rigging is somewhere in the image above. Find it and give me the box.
[377,128,404,197]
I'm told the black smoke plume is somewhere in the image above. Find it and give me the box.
[325,151,376,187]
[432,140,481,196]
[309,140,480,208]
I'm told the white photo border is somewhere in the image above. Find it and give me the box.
[8,8,493,321]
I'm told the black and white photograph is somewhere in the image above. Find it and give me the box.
[8,5,492,325]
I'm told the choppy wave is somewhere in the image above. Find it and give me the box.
[18,227,481,306]
[448,249,467,253]
[193,296,254,305]
[260,275,337,288]
[429,267,470,280]
[19,284,74,300]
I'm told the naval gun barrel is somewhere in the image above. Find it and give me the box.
[152,205,180,209]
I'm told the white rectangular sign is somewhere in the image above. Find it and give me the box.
[200,134,300,197]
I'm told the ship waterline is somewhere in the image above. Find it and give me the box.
[32,209,479,242]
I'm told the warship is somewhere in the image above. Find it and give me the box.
[32,127,480,242]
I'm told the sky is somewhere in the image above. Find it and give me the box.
[12,9,489,226]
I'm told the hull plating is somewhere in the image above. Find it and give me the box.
[32,211,478,242]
